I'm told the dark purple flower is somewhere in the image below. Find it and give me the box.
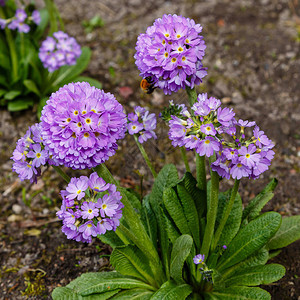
[39,31,81,72]
[40,82,127,169]
[135,14,207,95]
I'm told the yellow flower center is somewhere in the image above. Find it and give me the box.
[82,110,87,115]
[74,110,79,116]
[77,122,82,128]
[102,204,107,209]
[171,57,177,63]
[86,118,91,124]
[88,209,93,213]
[246,154,250,158]
[77,190,81,194]
[84,132,90,138]
[178,47,183,52]
[67,118,71,122]
[205,140,210,144]
[87,224,92,228]
[177,34,181,38]
[182,56,186,61]
[36,153,41,158]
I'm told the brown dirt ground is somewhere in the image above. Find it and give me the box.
[0,0,300,299]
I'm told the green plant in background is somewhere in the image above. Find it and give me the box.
[0,0,101,116]
[82,15,104,34]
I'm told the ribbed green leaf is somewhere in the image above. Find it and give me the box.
[160,207,180,244]
[217,212,281,272]
[52,287,82,300]
[98,228,124,248]
[267,215,300,250]
[8,98,34,111]
[215,189,242,248]
[205,286,270,300]
[122,189,142,212]
[242,179,277,222]
[110,288,153,299]
[170,235,193,283]
[66,272,155,296]
[220,247,269,281]
[4,90,21,100]
[177,185,200,249]
[23,79,41,96]
[150,281,192,300]
[163,188,190,235]
[224,264,285,287]
[110,245,156,286]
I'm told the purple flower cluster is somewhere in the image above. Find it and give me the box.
[39,31,81,72]
[1,9,40,32]
[211,121,275,180]
[135,14,207,95]
[57,172,124,243]
[127,106,157,143]
[168,93,234,157]
[11,123,50,183]
[40,82,127,170]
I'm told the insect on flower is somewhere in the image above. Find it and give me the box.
[140,76,156,94]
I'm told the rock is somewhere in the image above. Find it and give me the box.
[12,204,22,214]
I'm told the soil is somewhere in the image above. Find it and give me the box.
[0,0,300,299]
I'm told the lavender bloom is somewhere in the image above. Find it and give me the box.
[39,31,81,72]
[135,14,207,95]
[40,82,127,169]
[57,172,123,243]
[127,106,157,143]
[0,18,7,29]
[31,10,41,25]
[0,0,6,6]
[11,123,50,183]
[193,254,205,264]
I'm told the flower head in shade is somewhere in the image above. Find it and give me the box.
[39,31,81,72]
[11,123,50,183]
[0,0,6,7]
[126,106,157,143]
[135,14,207,95]
[57,172,124,243]
[166,94,232,157]
[211,120,275,180]
[193,254,205,265]
[40,82,127,169]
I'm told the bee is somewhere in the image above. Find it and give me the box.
[140,76,156,94]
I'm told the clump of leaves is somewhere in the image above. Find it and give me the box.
[82,16,105,33]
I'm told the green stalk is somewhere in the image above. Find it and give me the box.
[93,164,166,285]
[51,165,70,183]
[180,147,191,172]
[186,86,198,106]
[200,157,219,260]
[196,153,206,192]
[212,179,240,250]
[44,0,58,34]
[4,27,18,81]
[133,135,157,178]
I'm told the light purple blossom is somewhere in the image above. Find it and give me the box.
[31,10,41,25]
[65,176,89,201]
[39,31,81,72]
[40,82,127,169]
[135,14,207,95]
[26,144,48,167]
[193,254,205,264]
[81,202,99,219]
[196,137,220,157]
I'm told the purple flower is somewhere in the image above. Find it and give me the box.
[97,218,113,235]
[40,82,127,169]
[79,221,98,239]
[200,123,216,136]
[222,245,227,249]
[26,144,48,167]
[65,176,89,201]
[230,163,251,180]
[39,31,81,72]
[135,14,207,95]
[238,144,260,168]
[127,122,143,134]
[0,0,6,7]
[193,254,205,264]
[0,18,6,29]
[81,202,99,219]
[196,137,220,157]
[253,126,271,148]
[88,172,109,192]
[15,9,27,22]
[217,107,235,127]
[97,194,119,218]
[31,10,41,25]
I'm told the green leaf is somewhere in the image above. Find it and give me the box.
[23,79,41,96]
[34,9,50,40]
[242,179,277,222]
[123,189,141,212]
[110,288,153,299]
[170,235,193,284]
[177,185,200,249]
[150,281,192,300]
[224,264,285,287]
[216,212,281,272]
[8,98,34,111]
[215,189,243,248]
[52,287,82,299]
[4,90,21,100]
[205,286,270,300]
[72,76,102,89]
[267,215,300,250]
[37,97,48,120]
[110,245,156,286]
[52,47,92,87]
[163,188,190,235]
[268,249,281,259]
[99,229,124,248]
[66,272,155,296]
[160,207,180,244]
[220,247,269,281]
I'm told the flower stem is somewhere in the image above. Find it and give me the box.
[212,179,240,250]
[186,86,198,106]
[133,135,157,178]
[180,147,191,173]
[51,165,70,183]
[196,153,206,192]
[200,157,219,260]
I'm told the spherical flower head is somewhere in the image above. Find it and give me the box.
[135,14,207,95]
[40,82,127,169]
[39,31,81,72]
[11,123,49,183]
[193,254,205,265]
[127,106,157,143]
[58,173,123,243]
